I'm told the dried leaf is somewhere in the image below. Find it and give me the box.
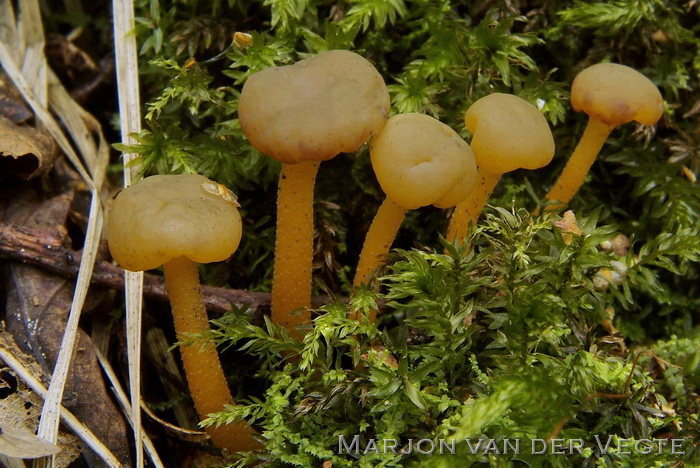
[553,210,582,245]
[0,338,81,467]
[45,33,99,82]
[3,190,130,465]
[0,425,59,459]
[600,233,631,256]
[0,72,32,123]
[0,115,57,180]
[179,449,226,468]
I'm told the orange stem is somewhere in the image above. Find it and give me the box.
[544,118,615,211]
[163,256,259,452]
[351,198,407,323]
[446,170,501,244]
[353,198,407,289]
[271,161,320,336]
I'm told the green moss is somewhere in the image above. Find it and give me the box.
[118,0,700,465]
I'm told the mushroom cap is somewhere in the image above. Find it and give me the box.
[571,63,663,127]
[465,93,555,175]
[108,174,243,272]
[238,50,390,165]
[370,113,477,210]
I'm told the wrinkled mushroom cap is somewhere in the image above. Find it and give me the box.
[571,63,663,127]
[370,113,477,210]
[108,174,243,272]
[238,50,390,165]
[465,93,555,175]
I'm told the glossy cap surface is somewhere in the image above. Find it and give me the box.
[108,174,242,271]
[571,63,663,126]
[371,113,477,210]
[465,93,555,175]
[239,50,390,165]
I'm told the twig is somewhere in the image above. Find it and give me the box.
[0,221,343,315]
[623,349,652,394]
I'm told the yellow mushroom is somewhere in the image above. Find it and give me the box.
[544,63,663,210]
[353,113,477,320]
[238,50,389,335]
[108,174,259,452]
[447,93,555,242]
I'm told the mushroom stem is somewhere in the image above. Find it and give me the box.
[353,197,407,291]
[163,256,259,451]
[271,160,320,335]
[352,198,406,322]
[544,118,615,211]
[446,169,502,243]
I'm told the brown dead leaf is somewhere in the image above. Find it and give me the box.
[360,346,399,369]
[0,115,57,180]
[3,189,130,465]
[45,33,112,104]
[610,234,630,256]
[553,210,582,245]
[45,34,99,80]
[0,332,81,467]
[179,449,226,468]
[0,72,32,123]
[0,422,60,459]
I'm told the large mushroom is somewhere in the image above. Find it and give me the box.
[238,50,389,335]
[353,113,477,321]
[543,63,663,210]
[108,174,259,451]
[447,93,555,242]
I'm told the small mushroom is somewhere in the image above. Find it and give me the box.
[353,113,477,319]
[108,174,259,452]
[238,50,389,334]
[447,93,555,242]
[543,63,663,210]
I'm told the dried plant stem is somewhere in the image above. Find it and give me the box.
[112,0,145,463]
[0,2,107,462]
[93,348,164,468]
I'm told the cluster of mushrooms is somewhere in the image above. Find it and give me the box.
[107,51,663,451]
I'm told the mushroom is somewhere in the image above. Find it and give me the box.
[543,63,663,210]
[108,174,259,452]
[238,50,389,334]
[446,93,555,242]
[353,113,477,320]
